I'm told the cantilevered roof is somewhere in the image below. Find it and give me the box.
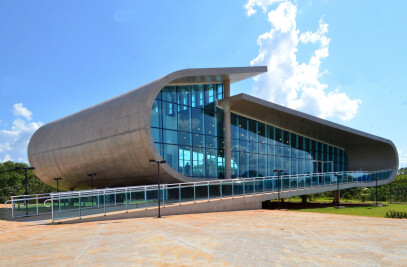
[167,66,267,85]
[219,93,393,148]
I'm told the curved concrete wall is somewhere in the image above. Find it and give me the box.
[28,67,266,190]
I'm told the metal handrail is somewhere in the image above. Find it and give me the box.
[4,169,393,220]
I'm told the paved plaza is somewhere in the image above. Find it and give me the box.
[1,210,407,266]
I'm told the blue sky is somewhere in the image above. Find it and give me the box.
[0,0,406,167]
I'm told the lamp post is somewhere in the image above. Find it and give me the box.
[53,177,62,192]
[87,173,96,206]
[150,159,167,218]
[334,174,341,208]
[15,166,35,216]
[87,173,97,190]
[273,169,283,210]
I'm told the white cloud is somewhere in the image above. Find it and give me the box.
[244,0,284,16]
[398,149,407,168]
[246,0,361,121]
[1,154,12,163]
[0,104,42,163]
[13,103,32,121]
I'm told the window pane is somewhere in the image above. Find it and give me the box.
[178,105,191,132]
[150,100,161,128]
[162,101,177,130]
[162,86,176,103]
[191,108,204,134]
[177,85,191,106]
[191,85,204,108]
[163,144,178,172]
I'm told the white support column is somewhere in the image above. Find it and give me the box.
[223,79,232,180]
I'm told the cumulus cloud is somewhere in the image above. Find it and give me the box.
[398,149,407,168]
[0,104,42,163]
[246,0,361,121]
[13,103,33,121]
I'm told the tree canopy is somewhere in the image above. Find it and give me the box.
[0,161,55,203]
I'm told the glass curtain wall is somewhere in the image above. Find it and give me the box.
[151,83,348,179]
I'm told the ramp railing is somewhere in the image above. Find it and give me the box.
[4,169,393,222]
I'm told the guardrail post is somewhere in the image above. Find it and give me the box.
[125,189,128,213]
[36,194,39,215]
[232,180,234,198]
[51,198,54,224]
[194,184,196,203]
[243,179,245,196]
[163,187,165,208]
[253,179,256,196]
[144,187,147,209]
[207,183,210,202]
[263,177,265,194]
[98,194,100,209]
[220,181,222,199]
[79,195,82,219]
[59,197,61,213]
[179,186,181,205]
[11,197,14,219]
[104,191,106,216]
[114,192,117,207]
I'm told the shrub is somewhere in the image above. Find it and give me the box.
[385,210,407,219]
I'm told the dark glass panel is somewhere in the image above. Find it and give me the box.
[239,140,248,153]
[249,141,257,153]
[231,114,239,139]
[249,153,258,177]
[205,135,217,149]
[151,128,161,143]
[283,130,290,146]
[163,144,179,172]
[231,151,239,178]
[162,101,177,130]
[178,105,191,132]
[177,85,191,106]
[217,149,225,178]
[192,133,205,147]
[217,83,224,100]
[239,152,249,178]
[150,100,161,128]
[204,110,216,136]
[258,154,266,177]
[232,139,239,151]
[217,111,224,137]
[162,86,176,103]
[191,108,204,134]
[206,148,217,178]
[239,117,248,141]
[249,120,257,142]
[178,132,191,146]
[275,128,283,144]
[204,84,215,106]
[191,85,204,108]
[192,147,205,177]
[163,129,178,144]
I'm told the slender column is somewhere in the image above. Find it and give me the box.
[223,79,231,180]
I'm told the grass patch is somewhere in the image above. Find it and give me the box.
[296,203,407,218]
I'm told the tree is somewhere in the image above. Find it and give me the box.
[0,161,55,203]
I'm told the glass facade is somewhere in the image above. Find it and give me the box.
[151,83,349,179]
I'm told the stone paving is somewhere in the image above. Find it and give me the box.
[1,210,407,266]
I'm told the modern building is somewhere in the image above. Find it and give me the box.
[28,67,398,191]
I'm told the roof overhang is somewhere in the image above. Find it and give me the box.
[218,93,393,149]
[167,66,267,85]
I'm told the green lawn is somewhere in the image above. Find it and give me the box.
[296,203,407,218]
